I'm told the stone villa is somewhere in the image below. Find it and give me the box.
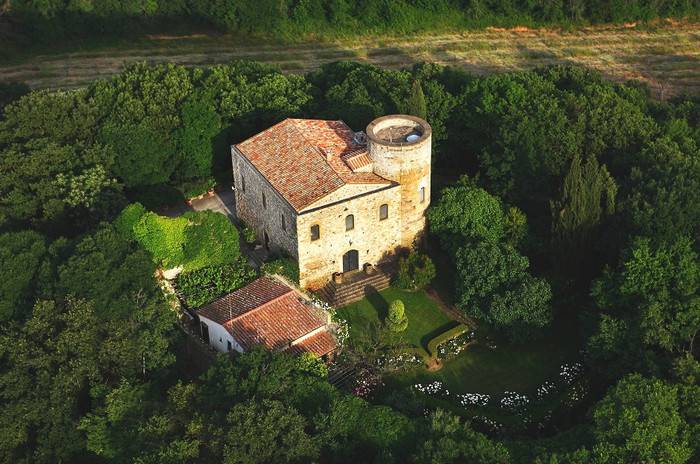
[231,114,431,291]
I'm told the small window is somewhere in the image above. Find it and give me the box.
[379,204,388,220]
[310,224,320,241]
[227,340,232,351]
[281,214,286,231]
[345,214,354,231]
[241,175,246,192]
[419,186,426,203]
[262,192,267,209]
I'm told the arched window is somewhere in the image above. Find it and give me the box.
[310,224,320,241]
[345,214,354,231]
[379,204,388,220]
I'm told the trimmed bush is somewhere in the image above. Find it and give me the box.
[426,323,469,358]
[133,212,188,269]
[181,211,240,271]
[176,257,256,308]
[386,299,408,332]
[114,202,146,240]
[261,257,299,284]
[396,252,436,290]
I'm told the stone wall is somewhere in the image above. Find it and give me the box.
[367,115,432,248]
[296,185,402,289]
[231,148,298,259]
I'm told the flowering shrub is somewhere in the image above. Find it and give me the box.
[500,391,529,411]
[536,380,557,400]
[436,330,474,359]
[472,415,504,434]
[353,368,384,398]
[378,352,423,370]
[456,392,490,407]
[560,362,583,385]
[312,297,349,348]
[414,381,445,395]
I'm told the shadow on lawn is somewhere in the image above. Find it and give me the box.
[364,286,389,320]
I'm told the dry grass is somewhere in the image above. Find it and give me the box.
[2,21,700,98]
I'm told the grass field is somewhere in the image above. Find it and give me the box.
[336,287,456,353]
[1,20,700,97]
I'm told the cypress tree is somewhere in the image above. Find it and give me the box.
[406,79,427,120]
[551,153,617,280]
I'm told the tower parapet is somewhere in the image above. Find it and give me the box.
[366,115,431,248]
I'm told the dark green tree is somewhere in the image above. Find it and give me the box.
[405,79,427,120]
[592,374,691,464]
[0,230,46,321]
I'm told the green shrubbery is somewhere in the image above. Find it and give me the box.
[261,257,299,284]
[242,226,256,244]
[396,251,436,290]
[133,212,189,269]
[113,202,146,240]
[180,211,241,271]
[176,258,256,308]
[386,299,408,333]
[116,204,241,271]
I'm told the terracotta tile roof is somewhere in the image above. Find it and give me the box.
[287,329,337,357]
[342,149,373,171]
[196,277,291,323]
[226,292,326,351]
[197,277,336,355]
[234,119,389,211]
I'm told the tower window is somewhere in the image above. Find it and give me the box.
[262,192,267,209]
[310,224,320,241]
[379,204,388,220]
[419,186,426,203]
[241,175,246,192]
[281,214,286,231]
[345,214,354,231]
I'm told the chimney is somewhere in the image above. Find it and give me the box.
[322,147,334,162]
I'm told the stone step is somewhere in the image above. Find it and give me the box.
[314,269,394,307]
[330,276,390,297]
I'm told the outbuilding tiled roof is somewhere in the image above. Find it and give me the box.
[287,330,337,357]
[226,292,325,351]
[234,119,389,211]
[196,277,291,324]
[197,277,337,356]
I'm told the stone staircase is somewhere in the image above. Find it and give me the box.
[316,267,392,307]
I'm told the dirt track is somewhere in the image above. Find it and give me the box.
[1,22,699,98]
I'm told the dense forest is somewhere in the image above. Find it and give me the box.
[5,0,700,44]
[1,59,700,463]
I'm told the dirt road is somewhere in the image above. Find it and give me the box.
[1,22,699,98]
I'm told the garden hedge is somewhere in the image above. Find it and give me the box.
[426,323,469,358]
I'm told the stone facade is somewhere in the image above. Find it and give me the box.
[231,153,298,259]
[231,115,431,290]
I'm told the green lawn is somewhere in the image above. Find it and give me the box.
[385,315,582,396]
[336,287,457,353]
[338,286,583,403]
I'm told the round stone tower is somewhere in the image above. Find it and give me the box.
[366,114,432,248]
